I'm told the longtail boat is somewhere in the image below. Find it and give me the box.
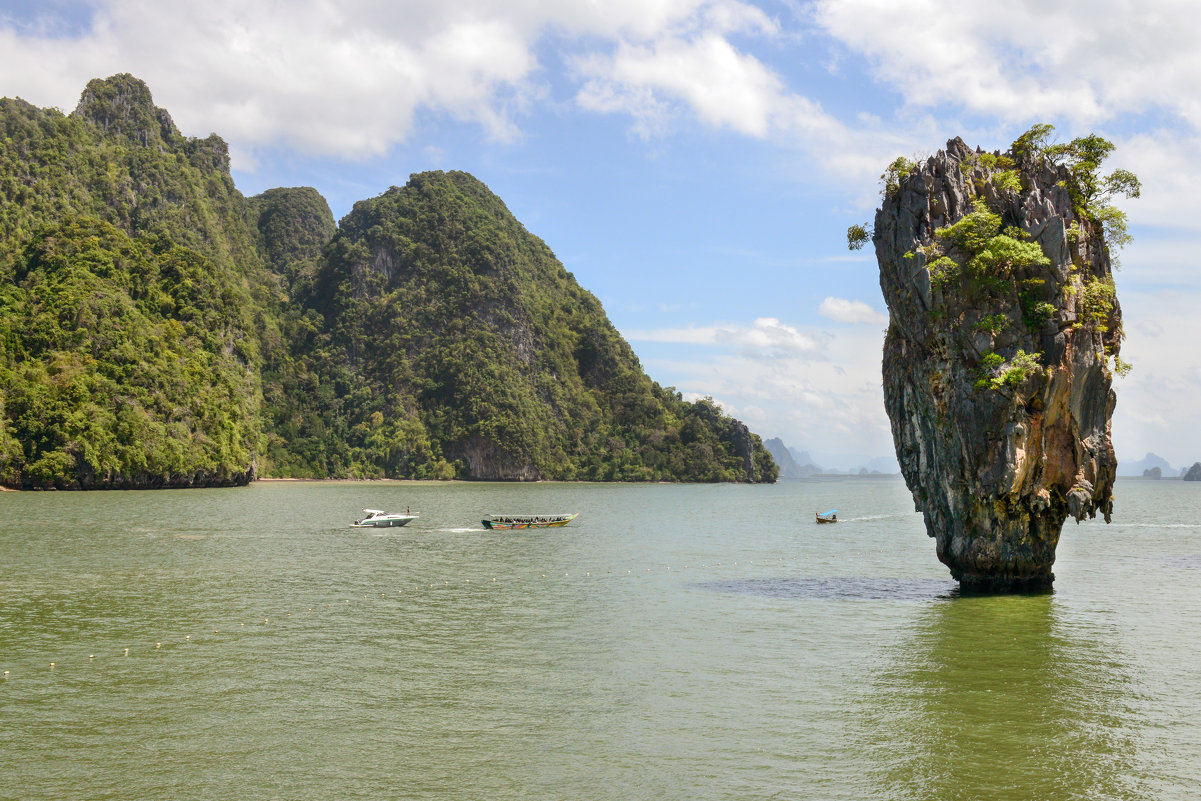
[482,513,578,530]
[815,510,838,524]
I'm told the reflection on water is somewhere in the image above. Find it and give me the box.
[861,594,1143,801]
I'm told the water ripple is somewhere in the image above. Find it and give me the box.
[698,575,958,601]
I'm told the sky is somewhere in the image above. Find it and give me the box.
[1,0,1199,470]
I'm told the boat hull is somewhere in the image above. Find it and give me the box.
[351,516,416,528]
[482,514,578,530]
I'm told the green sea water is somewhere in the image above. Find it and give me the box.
[2,477,1199,800]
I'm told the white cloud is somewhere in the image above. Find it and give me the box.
[811,0,1201,129]
[576,33,788,138]
[0,1,544,158]
[1110,287,1201,468]
[0,0,920,188]
[819,297,887,325]
[626,317,823,355]
[0,0,802,164]
[639,322,893,457]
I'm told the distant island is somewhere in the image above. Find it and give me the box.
[0,74,776,489]
[762,437,899,477]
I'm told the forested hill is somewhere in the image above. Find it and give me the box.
[0,75,777,488]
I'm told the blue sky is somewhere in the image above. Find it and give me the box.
[2,0,1199,470]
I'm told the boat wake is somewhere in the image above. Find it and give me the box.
[839,513,916,523]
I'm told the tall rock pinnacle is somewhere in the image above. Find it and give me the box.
[872,133,1130,591]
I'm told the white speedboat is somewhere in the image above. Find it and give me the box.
[351,508,417,528]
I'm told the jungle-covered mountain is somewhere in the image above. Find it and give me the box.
[0,75,776,488]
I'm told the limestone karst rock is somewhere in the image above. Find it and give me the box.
[874,136,1125,590]
[1184,463,1201,482]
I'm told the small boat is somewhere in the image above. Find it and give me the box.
[816,510,838,524]
[482,513,579,530]
[351,508,418,528]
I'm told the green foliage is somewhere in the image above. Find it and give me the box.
[881,157,916,198]
[966,233,1050,278]
[991,169,1022,193]
[998,350,1042,388]
[1065,220,1081,245]
[1078,276,1116,331]
[977,349,1043,391]
[249,186,337,297]
[0,76,275,488]
[1,218,261,486]
[1023,298,1057,329]
[1009,123,1056,162]
[847,222,871,251]
[927,256,960,291]
[981,352,1006,369]
[972,314,1009,336]
[1092,204,1132,252]
[963,152,1020,193]
[1008,123,1140,255]
[936,199,1002,252]
[924,196,1051,320]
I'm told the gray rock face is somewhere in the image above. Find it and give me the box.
[875,138,1122,591]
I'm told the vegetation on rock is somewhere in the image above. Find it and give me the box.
[266,170,776,482]
[0,75,776,488]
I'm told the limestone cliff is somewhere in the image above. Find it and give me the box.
[874,136,1126,590]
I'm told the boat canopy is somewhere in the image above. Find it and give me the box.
[822,510,838,516]
[488,514,574,522]
[361,509,386,516]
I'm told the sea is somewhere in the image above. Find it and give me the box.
[1,476,1199,800]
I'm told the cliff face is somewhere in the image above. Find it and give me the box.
[875,137,1122,590]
